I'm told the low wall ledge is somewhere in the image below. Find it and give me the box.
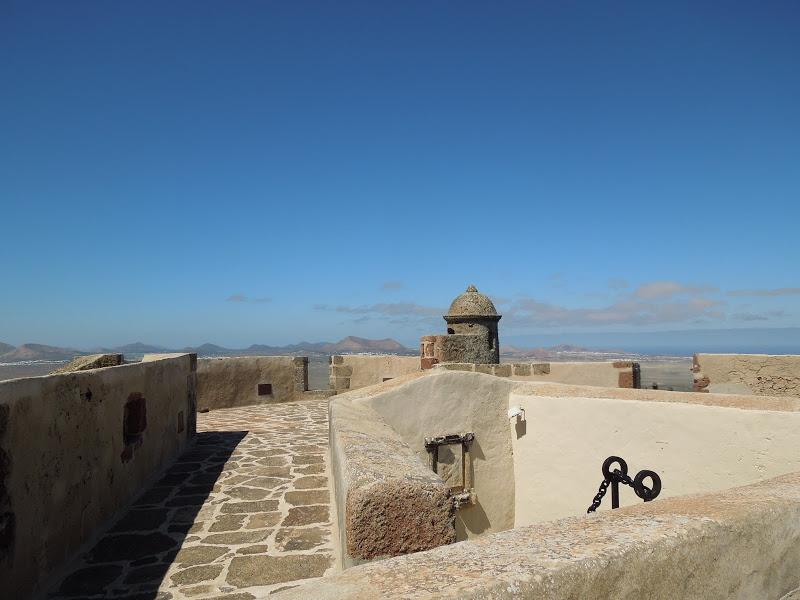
[277,470,800,599]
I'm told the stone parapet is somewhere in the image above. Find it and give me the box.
[693,353,800,397]
[328,391,455,567]
[0,354,196,599]
[328,355,422,391]
[50,353,124,374]
[196,356,313,410]
[276,470,800,599]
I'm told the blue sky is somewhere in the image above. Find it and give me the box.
[1,2,798,350]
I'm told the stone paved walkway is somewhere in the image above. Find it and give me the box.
[51,399,334,600]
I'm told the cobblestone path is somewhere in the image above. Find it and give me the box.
[51,399,334,600]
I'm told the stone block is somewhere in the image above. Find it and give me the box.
[331,355,344,365]
[331,365,353,377]
[618,372,634,388]
[331,377,351,391]
[420,357,438,370]
[50,354,124,375]
[346,480,455,561]
[474,364,493,374]
[513,363,531,376]
[493,364,512,377]
[613,361,632,369]
[533,363,551,375]
[438,363,474,372]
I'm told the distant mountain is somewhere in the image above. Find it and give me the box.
[0,343,87,362]
[110,342,170,354]
[323,336,408,353]
[0,337,414,362]
[183,343,233,356]
[191,336,413,357]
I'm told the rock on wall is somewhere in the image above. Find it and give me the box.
[0,354,196,599]
[196,356,317,410]
[693,353,800,397]
[49,353,124,374]
[329,355,421,392]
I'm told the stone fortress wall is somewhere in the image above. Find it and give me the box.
[329,354,422,392]
[435,359,639,388]
[326,370,800,566]
[196,356,333,411]
[331,356,639,392]
[693,353,800,396]
[303,369,800,599]
[0,353,197,599]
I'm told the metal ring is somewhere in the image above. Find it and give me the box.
[633,470,661,501]
[602,456,628,480]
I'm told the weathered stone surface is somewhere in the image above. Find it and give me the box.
[227,487,271,500]
[345,480,453,560]
[209,514,246,532]
[50,353,123,374]
[618,371,634,388]
[235,543,270,555]
[513,363,531,376]
[294,476,327,489]
[275,471,800,600]
[51,400,334,600]
[275,527,327,551]
[87,533,177,562]
[295,464,324,475]
[493,364,511,377]
[285,490,329,506]
[174,545,228,566]
[170,564,223,585]
[283,505,329,526]
[220,500,279,513]
[245,512,282,529]
[111,509,170,532]
[533,362,550,375]
[58,565,123,595]
[202,530,271,545]
[292,454,325,465]
[123,564,168,584]
[226,555,330,587]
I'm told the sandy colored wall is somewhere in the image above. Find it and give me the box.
[693,353,800,396]
[0,354,196,599]
[329,385,454,568]
[275,471,800,600]
[364,371,516,541]
[510,390,800,526]
[508,360,637,387]
[196,356,309,410]
[435,360,638,388]
[329,355,421,392]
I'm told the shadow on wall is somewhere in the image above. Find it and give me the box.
[51,431,247,599]
[454,438,491,539]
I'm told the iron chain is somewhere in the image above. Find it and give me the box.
[587,460,661,513]
[586,478,610,513]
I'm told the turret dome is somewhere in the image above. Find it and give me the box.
[446,285,499,318]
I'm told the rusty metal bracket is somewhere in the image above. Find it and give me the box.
[424,432,475,507]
